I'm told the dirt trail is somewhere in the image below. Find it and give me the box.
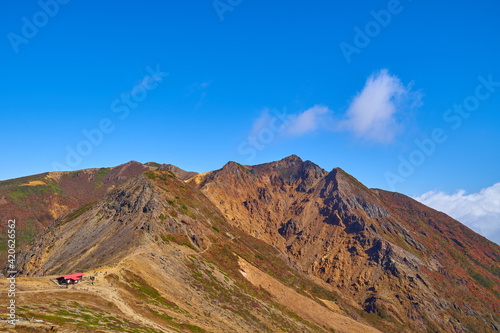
[82,265,175,333]
[10,264,175,333]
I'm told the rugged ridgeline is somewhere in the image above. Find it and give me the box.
[0,161,196,264]
[189,155,500,332]
[0,162,150,255]
[10,169,380,333]
[3,156,500,332]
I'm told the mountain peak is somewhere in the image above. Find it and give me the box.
[158,164,198,180]
[221,161,249,172]
[282,154,303,163]
[123,160,143,166]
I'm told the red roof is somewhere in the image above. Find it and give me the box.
[57,273,84,280]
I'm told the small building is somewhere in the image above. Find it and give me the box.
[56,273,84,285]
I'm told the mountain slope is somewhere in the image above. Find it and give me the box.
[10,170,381,333]
[376,190,500,327]
[0,161,197,264]
[0,161,154,261]
[15,170,219,276]
[189,155,500,332]
[4,156,500,332]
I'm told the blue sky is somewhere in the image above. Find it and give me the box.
[1,1,499,240]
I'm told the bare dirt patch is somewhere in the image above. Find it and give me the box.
[20,180,47,187]
[238,257,381,333]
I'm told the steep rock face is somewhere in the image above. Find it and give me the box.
[376,190,500,329]
[14,171,219,276]
[189,155,328,245]
[189,155,500,332]
[0,161,155,263]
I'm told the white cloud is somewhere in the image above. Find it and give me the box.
[244,69,421,144]
[415,183,500,244]
[285,105,333,136]
[340,69,422,143]
[248,105,333,140]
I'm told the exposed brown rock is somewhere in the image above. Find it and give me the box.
[3,155,500,332]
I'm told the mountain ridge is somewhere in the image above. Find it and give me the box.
[2,155,500,332]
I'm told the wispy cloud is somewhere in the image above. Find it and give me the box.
[285,105,333,136]
[248,105,333,139]
[415,183,500,244]
[339,69,422,143]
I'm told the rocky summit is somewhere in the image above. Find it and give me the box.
[1,156,500,332]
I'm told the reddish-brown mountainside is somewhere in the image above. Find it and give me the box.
[0,161,152,234]
[0,161,196,263]
[11,170,380,333]
[189,155,500,332]
[3,155,500,332]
